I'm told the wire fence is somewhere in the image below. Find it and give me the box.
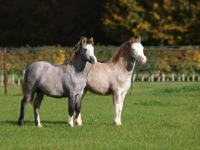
[1,46,200,88]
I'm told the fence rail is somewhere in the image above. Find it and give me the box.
[1,72,200,87]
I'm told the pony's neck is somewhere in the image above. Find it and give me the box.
[119,57,135,72]
[71,57,86,72]
[110,51,135,73]
[109,43,135,72]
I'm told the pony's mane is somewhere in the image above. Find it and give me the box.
[65,37,94,65]
[109,41,131,63]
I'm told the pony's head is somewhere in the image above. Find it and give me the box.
[110,37,147,65]
[81,37,97,64]
[69,36,97,64]
[130,37,147,64]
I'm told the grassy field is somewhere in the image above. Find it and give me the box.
[0,82,199,150]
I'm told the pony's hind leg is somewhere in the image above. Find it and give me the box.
[33,91,44,127]
[75,89,87,126]
[18,93,34,126]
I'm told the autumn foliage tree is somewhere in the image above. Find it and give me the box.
[103,0,200,46]
[102,0,147,44]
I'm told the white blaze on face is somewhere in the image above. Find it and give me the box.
[84,44,97,62]
[131,43,147,64]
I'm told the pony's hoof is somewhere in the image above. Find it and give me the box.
[18,120,24,126]
[76,122,83,126]
[77,123,82,126]
[37,124,43,128]
[68,124,74,127]
[68,122,74,127]
[114,120,122,126]
[75,120,83,126]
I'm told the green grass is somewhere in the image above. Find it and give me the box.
[0,82,199,150]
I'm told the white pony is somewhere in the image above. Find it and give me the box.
[82,37,147,125]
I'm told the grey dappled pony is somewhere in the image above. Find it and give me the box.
[84,37,147,125]
[18,36,97,127]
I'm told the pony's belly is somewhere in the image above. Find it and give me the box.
[43,89,68,98]
[87,84,112,95]
[88,88,112,95]
[38,76,86,98]
[47,94,68,98]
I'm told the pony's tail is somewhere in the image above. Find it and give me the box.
[21,80,35,105]
[21,80,25,95]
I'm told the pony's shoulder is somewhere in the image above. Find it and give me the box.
[86,62,106,68]
[86,62,109,73]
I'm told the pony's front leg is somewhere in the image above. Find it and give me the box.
[75,113,82,126]
[113,92,125,126]
[113,102,123,125]
[75,93,85,126]
[68,95,76,127]
[75,104,82,126]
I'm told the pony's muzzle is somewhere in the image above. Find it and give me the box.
[141,56,147,64]
[89,56,97,64]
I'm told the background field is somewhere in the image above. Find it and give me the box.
[0,82,199,150]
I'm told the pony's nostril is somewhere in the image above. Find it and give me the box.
[142,56,147,63]
[90,57,95,64]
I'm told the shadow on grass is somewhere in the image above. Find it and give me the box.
[0,120,19,125]
[13,93,23,96]
[0,120,114,127]
[0,93,22,97]
[0,120,67,126]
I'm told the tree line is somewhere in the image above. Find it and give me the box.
[0,0,199,47]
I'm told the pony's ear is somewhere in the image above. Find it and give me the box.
[130,37,141,43]
[136,37,141,43]
[80,36,85,41]
[130,37,135,43]
[90,37,93,43]
[81,37,87,45]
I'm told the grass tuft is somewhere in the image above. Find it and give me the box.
[155,84,200,94]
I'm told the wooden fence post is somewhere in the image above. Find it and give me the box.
[3,48,7,95]
[141,74,144,82]
[178,74,181,81]
[182,74,185,81]
[192,72,195,81]
[162,73,165,81]
[171,73,175,81]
